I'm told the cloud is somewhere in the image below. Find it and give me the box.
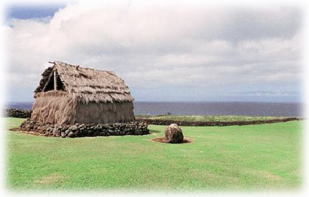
[5,2,303,102]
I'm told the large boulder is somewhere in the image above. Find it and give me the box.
[165,123,184,143]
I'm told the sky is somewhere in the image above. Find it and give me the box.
[6,4,64,20]
[4,1,303,103]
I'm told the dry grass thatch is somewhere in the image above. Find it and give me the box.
[31,90,135,124]
[31,91,77,124]
[34,61,133,103]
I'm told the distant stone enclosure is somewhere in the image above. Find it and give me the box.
[138,117,300,126]
[6,109,32,118]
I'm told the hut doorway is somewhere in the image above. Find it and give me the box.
[43,71,65,92]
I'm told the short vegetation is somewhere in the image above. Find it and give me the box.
[6,118,301,191]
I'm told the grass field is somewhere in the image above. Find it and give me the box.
[6,117,302,191]
[135,115,289,122]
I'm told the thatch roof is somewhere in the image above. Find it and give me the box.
[35,61,134,103]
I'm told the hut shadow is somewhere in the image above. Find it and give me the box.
[151,137,192,144]
[149,129,161,134]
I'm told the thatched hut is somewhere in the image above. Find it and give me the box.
[30,61,135,125]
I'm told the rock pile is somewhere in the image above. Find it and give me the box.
[6,109,32,118]
[165,123,184,143]
[20,119,149,138]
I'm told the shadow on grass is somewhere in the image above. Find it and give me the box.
[149,129,162,134]
[151,137,192,144]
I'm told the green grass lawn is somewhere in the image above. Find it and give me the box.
[6,118,302,191]
[135,115,290,122]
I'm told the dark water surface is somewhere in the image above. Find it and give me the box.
[7,101,302,117]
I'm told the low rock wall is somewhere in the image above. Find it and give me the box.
[6,109,32,118]
[19,119,149,138]
[136,117,300,126]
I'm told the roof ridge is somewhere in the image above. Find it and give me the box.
[52,61,115,74]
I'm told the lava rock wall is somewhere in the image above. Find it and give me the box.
[6,109,32,118]
[20,119,149,138]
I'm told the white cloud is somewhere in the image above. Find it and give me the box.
[5,2,303,101]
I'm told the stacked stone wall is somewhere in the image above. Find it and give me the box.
[20,119,149,138]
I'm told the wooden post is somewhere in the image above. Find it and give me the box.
[54,70,57,90]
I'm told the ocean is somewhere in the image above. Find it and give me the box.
[6,101,302,117]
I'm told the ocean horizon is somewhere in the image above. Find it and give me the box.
[6,101,302,117]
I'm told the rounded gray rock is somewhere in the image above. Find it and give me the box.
[165,123,184,143]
